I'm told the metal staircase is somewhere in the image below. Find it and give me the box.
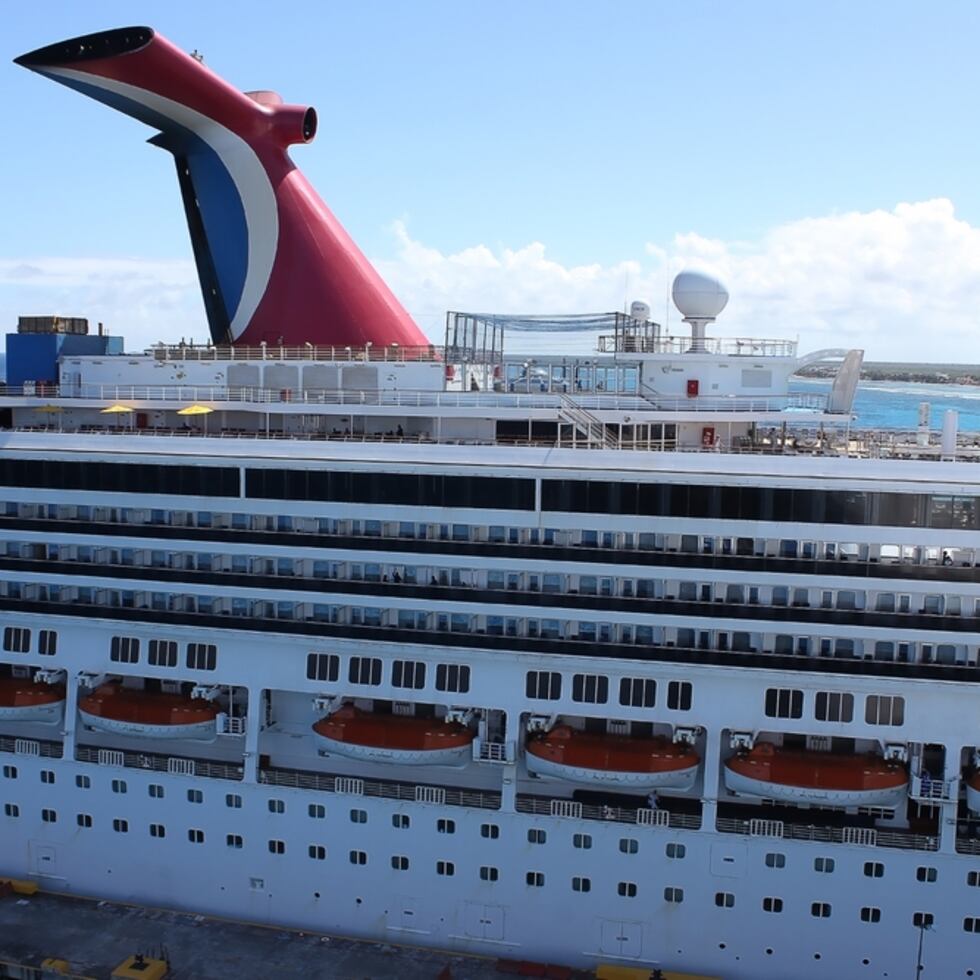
[558,394,619,449]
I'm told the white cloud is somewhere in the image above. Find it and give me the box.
[2,199,979,361]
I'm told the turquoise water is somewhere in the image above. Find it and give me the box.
[792,378,980,432]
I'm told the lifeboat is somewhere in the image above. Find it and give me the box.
[0,676,65,724]
[967,771,980,815]
[78,683,219,740]
[525,726,700,792]
[312,705,474,766]
[724,743,908,808]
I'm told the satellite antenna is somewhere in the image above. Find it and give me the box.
[671,270,729,352]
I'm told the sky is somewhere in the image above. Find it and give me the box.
[4,1,980,360]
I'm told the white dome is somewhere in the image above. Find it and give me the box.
[671,270,729,319]
[629,300,651,321]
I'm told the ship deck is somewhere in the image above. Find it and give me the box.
[0,890,512,979]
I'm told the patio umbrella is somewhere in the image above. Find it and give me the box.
[177,403,214,433]
[100,403,133,430]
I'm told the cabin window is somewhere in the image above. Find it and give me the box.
[763,897,783,913]
[664,887,684,903]
[811,903,832,918]
[41,808,57,823]
[349,657,382,686]
[666,843,686,859]
[2,627,30,653]
[526,871,545,887]
[526,671,562,700]
[618,882,638,898]
[814,857,835,873]
[110,636,140,664]
[619,677,655,708]
[571,673,608,704]
[349,808,367,824]
[3,804,18,817]
[186,643,217,671]
[392,660,426,690]
[112,819,128,833]
[149,824,165,838]
[226,834,243,849]
[436,860,454,876]
[916,866,937,883]
[226,794,242,809]
[481,823,500,839]
[864,862,885,878]
[148,784,164,799]
[111,779,127,795]
[765,852,786,869]
[913,912,934,928]
[40,770,54,785]
[437,819,455,834]
[573,833,592,850]
[865,695,904,726]
[528,829,546,844]
[268,799,285,814]
[572,877,591,893]
[187,789,203,804]
[479,866,499,882]
[268,840,286,855]
[967,871,980,887]
[764,688,803,719]
[815,691,854,723]
[77,814,93,828]
[308,845,326,860]
[2,766,16,779]
[307,653,339,682]
[391,855,409,870]
[75,775,90,789]
[309,804,326,819]
[667,681,693,711]
[38,630,57,656]
[187,829,205,843]
[619,838,639,854]
[435,664,470,693]
[715,892,735,908]
[148,639,177,668]
[964,917,980,933]
[392,814,410,829]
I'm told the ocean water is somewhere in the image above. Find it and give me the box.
[791,378,980,432]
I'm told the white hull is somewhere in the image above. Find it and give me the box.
[724,768,908,808]
[314,732,472,767]
[0,701,64,724]
[526,751,699,792]
[78,710,216,741]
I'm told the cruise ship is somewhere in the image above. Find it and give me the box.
[3,26,979,980]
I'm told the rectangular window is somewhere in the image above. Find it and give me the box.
[526,670,562,700]
[436,860,454,876]
[392,813,409,829]
[812,902,832,918]
[77,813,93,828]
[526,871,545,887]
[2,765,16,779]
[349,808,367,824]
[111,779,127,794]
[864,862,885,878]
[75,774,90,789]
[148,784,164,799]
[392,659,426,690]
[226,834,244,849]
[110,636,140,664]
[148,639,178,668]
[40,770,55,784]
[306,652,340,682]
[619,838,639,854]
[528,828,546,844]
[572,876,591,893]
[913,912,934,928]
[225,794,242,808]
[964,917,980,933]
[763,897,784,913]
[268,799,285,814]
[715,892,735,908]
[187,789,203,803]
[188,829,205,843]
[572,833,592,849]
[186,643,217,671]
[479,866,499,881]
[764,688,803,719]
[349,656,382,686]
[3,803,18,817]
[865,695,904,726]
[391,855,409,870]
[149,823,166,838]
[666,843,685,859]
[667,680,693,711]
[435,663,470,693]
[481,823,500,839]
[269,840,286,855]
[815,691,854,723]
[618,881,638,897]
[3,626,30,653]
[40,809,57,823]
[967,870,980,887]
[619,677,656,708]
[765,852,786,869]
[308,845,327,860]
[664,887,684,903]
[571,673,608,704]
[113,818,129,833]
[308,803,326,819]
[916,866,938,883]
[38,629,57,656]
[437,818,456,834]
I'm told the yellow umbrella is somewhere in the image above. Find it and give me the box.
[34,404,64,414]
[100,404,134,414]
[177,403,214,434]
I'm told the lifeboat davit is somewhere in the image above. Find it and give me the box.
[724,743,908,808]
[79,684,219,740]
[967,771,980,815]
[0,676,65,723]
[525,725,700,792]
[312,705,474,766]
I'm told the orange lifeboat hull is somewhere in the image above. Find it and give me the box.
[312,705,474,766]
[79,683,219,740]
[725,743,908,807]
[0,676,65,723]
[526,725,700,791]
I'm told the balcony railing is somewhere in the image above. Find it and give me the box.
[717,816,938,852]
[597,334,798,358]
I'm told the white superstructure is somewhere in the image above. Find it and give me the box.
[1,278,978,980]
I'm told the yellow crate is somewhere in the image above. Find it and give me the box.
[110,956,169,980]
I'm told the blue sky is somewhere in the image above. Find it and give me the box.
[5,1,980,359]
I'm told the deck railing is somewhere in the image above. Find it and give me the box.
[717,816,939,851]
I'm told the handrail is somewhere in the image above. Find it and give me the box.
[597,334,798,357]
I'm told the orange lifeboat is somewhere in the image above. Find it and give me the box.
[79,683,219,740]
[312,704,474,766]
[967,771,980,815]
[724,742,908,808]
[0,676,65,723]
[525,725,700,791]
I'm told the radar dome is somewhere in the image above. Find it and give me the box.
[629,300,651,321]
[671,270,729,319]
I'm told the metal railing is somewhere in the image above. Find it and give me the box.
[150,343,442,362]
[558,394,620,449]
[717,816,939,851]
[515,793,702,830]
[0,734,61,759]
[74,744,244,781]
[597,334,798,358]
